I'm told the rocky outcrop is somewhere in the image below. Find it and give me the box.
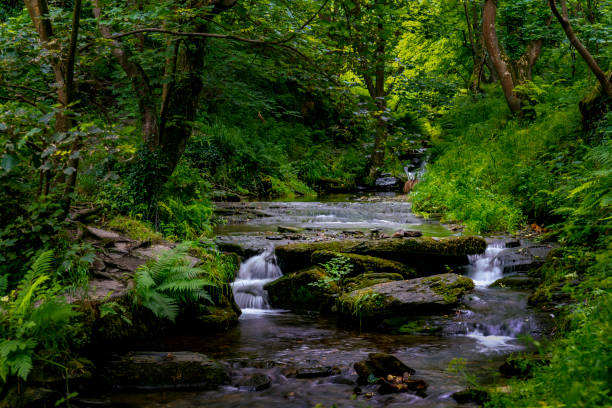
[99,351,228,390]
[264,266,339,312]
[494,245,550,273]
[337,273,474,321]
[311,250,416,278]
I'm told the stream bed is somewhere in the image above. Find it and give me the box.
[105,194,549,407]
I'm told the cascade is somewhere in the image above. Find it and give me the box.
[467,242,505,287]
[232,248,282,311]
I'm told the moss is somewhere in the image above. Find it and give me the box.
[311,250,416,278]
[108,215,163,243]
[344,273,404,292]
[423,274,474,303]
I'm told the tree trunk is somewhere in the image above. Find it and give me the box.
[549,0,612,97]
[482,0,522,114]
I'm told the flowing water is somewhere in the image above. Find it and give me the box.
[105,194,549,407]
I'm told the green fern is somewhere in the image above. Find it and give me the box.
[132,243,219,322]
[0,250,79,383]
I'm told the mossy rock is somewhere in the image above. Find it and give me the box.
[344,273,404,292]
[344,236,486,272]
[380,316,442,334]
[492,275,539,290]
[275,241,358,273]
[311,250,417,278]
[276,236,486,275]
[264,266,339,312]
[337,273,474,325]
[99,351,229,390]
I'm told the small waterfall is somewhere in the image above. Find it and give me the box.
[232,248,282,312]
[467,243,505,287]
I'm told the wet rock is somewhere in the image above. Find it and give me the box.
[494,245,552,273]
[338,273,474,321]
[215,241,261,259]
[275,236,486,275]
[379,317,442,334]
[451,388,490,404]
[275,241,357,273]
[354,353,415,384]
[505,239,521,248]
[378,375,428,395]
[392,229,423,238]
[344,236,486,271]
[375,176,399,189]
[295,366,334,379]
[264,266,339,312]
[236,373,272,391]
[278,225,302,233]
[311,250,416,278]
[344,273,404,292]
[0,386,57,408]
[492,275,538,290]
[100,351,228,390]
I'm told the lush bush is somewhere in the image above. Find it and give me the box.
[412,79,609,239]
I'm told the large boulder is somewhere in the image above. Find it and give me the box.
[99,351,228,390]
[337,273,474,321]
[264,266,339,312]
[494,245,550,273]
[275,241,357,273]
[344,236,486,272]
[311,250,416,278]
[275,236,486,275]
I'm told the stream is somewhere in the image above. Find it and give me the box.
[107,194,549,407]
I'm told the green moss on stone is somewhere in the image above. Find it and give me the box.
[423,274,474,303]
[311,250,417,278]
[264,266,339,312]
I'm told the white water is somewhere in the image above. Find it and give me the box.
[467,242,505,287]
[464,242,525,350]
[232,249,282,312]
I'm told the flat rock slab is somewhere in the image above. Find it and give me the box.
[86,226,130,242]
[338,273,474,320]
[101,351,228,390]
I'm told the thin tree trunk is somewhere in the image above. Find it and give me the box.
[482,0,522,114]
[62,0,82,209]
[550,0,612,97]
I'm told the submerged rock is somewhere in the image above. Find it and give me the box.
[264,266,339,312]
[100,351,228,390]
[294,366,335,379]
[311,250,416,278]
[236,373,272,391]
[338,273,474,321]
[354,353,415,384]
[492,275,539,290]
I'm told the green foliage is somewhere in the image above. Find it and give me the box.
[131,243,219,322]
[309,255,354,290]
[0,251,81,383]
